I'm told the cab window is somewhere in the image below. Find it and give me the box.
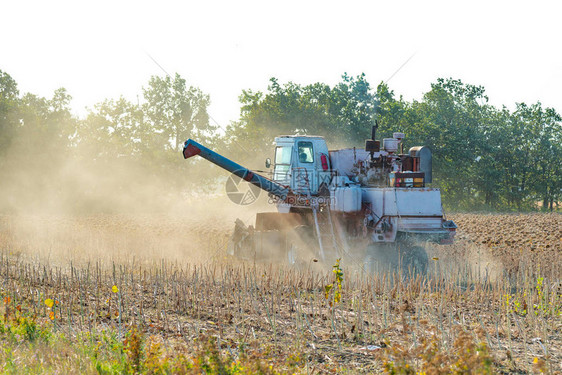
[274,146,292,165]
[297,142,314,163]
[274,145,292,183]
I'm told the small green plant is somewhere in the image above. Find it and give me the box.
[144,336,168,374]
[504,293,528,317]
[123,325,143,373]
[324,258,343,305]
[44,298,58,331]
[535,276,544,313]
[1,296,47,343]
[532,275,559,316]
[381,327,495,374]
[112,285,123,339]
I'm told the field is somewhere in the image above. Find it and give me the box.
[0,206,560,374]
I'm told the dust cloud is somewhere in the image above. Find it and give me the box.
[1,140,558,280]
[0,141,278,267]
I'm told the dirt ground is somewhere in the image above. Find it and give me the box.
[446,213,561,278]
[0,209,560,373]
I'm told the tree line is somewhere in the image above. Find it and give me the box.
[229,75,561,211]
[0,69,560,212]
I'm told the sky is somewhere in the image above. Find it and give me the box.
[2,0,561,129]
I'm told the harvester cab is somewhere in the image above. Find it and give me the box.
[272,136,330,198]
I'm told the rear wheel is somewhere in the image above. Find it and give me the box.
[400,245,428,275]
[365,242,428,275]
[365,243,400,273]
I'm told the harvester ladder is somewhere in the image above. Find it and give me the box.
[316,207,342,261]
[311,205,344,262]
[292,167,340,262]
[294,167,327,260]
[325,208,340,256]
[311,207,326,261]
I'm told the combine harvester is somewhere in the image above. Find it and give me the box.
[183,125,456,272]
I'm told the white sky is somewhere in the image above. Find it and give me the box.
[2,0,561,128]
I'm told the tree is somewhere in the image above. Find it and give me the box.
[1,67,560,213]
[328,73,377,143]
[12,88,76,160]
[233,73,378,161]
[142,73,212,154]
[0,70,19,154]
[80,97,142,159]
[510,103,561,210]
[403,78,490,208]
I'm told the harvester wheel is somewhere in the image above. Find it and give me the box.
[401,245,428,275]
[365,243,400,273]
[228,219,255,260]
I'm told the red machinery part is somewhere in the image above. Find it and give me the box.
[320,153,329,171]
[183,143,201,159]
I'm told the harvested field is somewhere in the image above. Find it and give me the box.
[0,211,560,373]
[452,213,561,253]
[449,213,562,277]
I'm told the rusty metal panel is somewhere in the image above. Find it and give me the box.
[255,212,305,231]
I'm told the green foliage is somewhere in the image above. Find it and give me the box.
[0,71,19,153]
[232,73,377,160]
[0,66,561,212]
[0,69,220,213]
[123,325,143,373]
[381,327,495,374]
[142,73,213,153]
[324,258,344,305]
[80,97,143,158]
[234,75,562,211]
[1,295,51,344]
